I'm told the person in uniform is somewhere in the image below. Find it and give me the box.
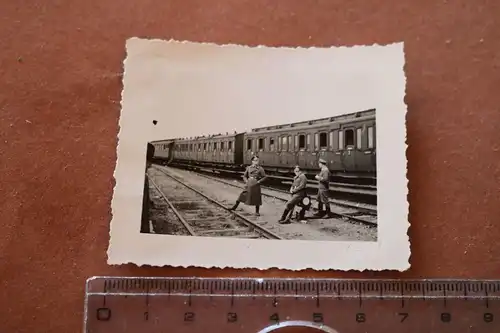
[278,165,308,224]
[229,155,267,216]
[314,158,332,218]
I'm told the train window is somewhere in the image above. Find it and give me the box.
[213,142,217,150]
[269,138,275,151]
[319,133,327,149]
[288,136,292,151]
[314,133,319,150]
[258,138,264,151]
[338,131,344,150]
[247,139,252,151]
[329,132,334,149]
[228,141,233,151]
[368,126,374,148]
[298,135,306,149]
[204,143,207,151]
[221,142,225,151]
[356,128,362,149]
[294,135,298,149]
[345,129,354,147]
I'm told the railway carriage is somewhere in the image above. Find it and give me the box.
[150,108,376,177]
[172,138,194,161]
[169,133,245,166]
[150,139,175,164]
[243,109,376,175]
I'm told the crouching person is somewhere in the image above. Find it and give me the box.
[279,165,308,224]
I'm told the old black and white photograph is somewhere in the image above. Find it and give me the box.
[142,110,378,242]
[108,38,409,271]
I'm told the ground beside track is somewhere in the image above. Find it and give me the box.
[150,166,377,242]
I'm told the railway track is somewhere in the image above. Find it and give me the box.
[168,161,377,194]
[147,168,283,240]
[155,165,377,228]
[161,164,377,214]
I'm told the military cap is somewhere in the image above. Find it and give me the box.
[318,158,327,164]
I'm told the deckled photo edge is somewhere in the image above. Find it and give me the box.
[107,38,410,271]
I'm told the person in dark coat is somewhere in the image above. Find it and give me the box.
[278,165,308,224]
[229,155,267,216]
[314,158,332,217]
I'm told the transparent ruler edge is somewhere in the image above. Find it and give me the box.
[84,277,500,332]
[84,276,500,297]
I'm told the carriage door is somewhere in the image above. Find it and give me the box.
[279,135,293,166]
[365,124,376,172]
[245,138,254,164]
[339,127,356,171]
[316,131,331,169]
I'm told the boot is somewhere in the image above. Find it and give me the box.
[229,201,240,211]
[279,208,291,224]
[314,202,325,217]
[255,205,260,216]
[323,204,332,218]
[298,207,307,221]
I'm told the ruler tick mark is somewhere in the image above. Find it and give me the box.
[231,284,235,307]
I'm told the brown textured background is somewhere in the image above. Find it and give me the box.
[1,0,499,331]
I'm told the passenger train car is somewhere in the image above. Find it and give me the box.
[150,108,376,177]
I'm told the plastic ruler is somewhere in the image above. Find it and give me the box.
[83,276,500,332]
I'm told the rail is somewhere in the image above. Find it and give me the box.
[147,173,197,236]
[156,165,377,228]
[152,166,283,240]
[168,161,377,194]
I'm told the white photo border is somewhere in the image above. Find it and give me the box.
[107,38,409,271]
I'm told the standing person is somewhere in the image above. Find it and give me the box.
[278,165,308,224]
[314,158,332,217]
[229,155,267,216]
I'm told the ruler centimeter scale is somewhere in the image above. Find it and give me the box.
[84,277,500,332]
